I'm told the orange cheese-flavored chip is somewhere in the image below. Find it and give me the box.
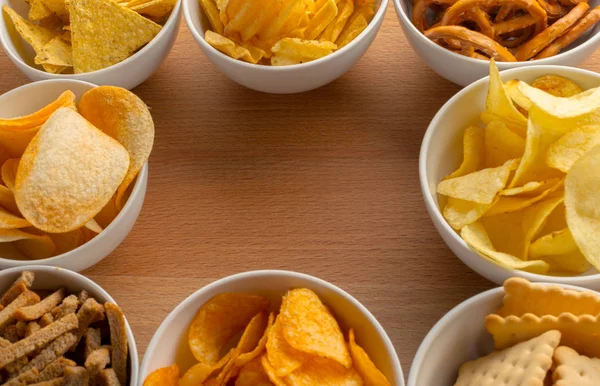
[143,364,179,386]
[235,312,274,368]
[261,355,287,386]
[266,317,307,377]
[279,288,351,369]
[236,357,274,386]
[180,350,234,386]
[348,329,390,386]
[284,356,363,386]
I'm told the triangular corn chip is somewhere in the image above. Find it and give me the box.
[39,0,68,22]
[28,0,54,21]
[35,35,73,67]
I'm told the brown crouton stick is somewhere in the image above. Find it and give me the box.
[22,333,77,374]
[71,299,104,350]
[52,295,79,320]
[2,367,39,386]
[25,322,40,338]
[84,329,101,359]
[97,368,120,386]
[28,378,64,386]
[5,356,28,379]
[15,289,66,321]
[0,272,34,307]
[14,322,26,340]
[77,291,89,305]
[104,303,126,386]
[0,313,78,368]
[0,291,40,329]
[64,366,89,386]
[39,314,54,328]
[1,325,19,343]
[84,347,110,375]
[33,356,76,383]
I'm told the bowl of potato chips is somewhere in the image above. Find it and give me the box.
[0,79,153,271]
[139,270,404,386]
[421,62,600,288]
[183,0,389,94]
[409,278,600,385]
[0,0,181,89]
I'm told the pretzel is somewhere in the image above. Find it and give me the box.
[425,25,518,60]
[498,25,536,47]
[495,4,515,21]
[493,14,538,35]
[514,2,590,60]
[536,5,600,58]
[536,0,569,18]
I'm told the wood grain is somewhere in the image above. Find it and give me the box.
[0,2,599,381]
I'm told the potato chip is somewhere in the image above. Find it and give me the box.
[565,144,600,271]
[188,293,270,364]
[34,35,73,67]
[200,0,224,34]
[259,0,306,42]
[85,219,103,233]
[501,181,550,196]
[69,0,162,73]
[437,159,518,204]
[235,312,274,369]
[271,38,337,65]
[180,350,233,386]
[143,364,179,386]
[235,357,273,386]
[0,206,31,229]
[0,185,18,215]
[335,12,367,48]
[284,356,363,386]
[461,222,550,274]
[261,355,287,386]
[49,228,85,255]
[504,79,532,112]
[0,243,27,260]
[94,198,119,229]
[0,90,75,131]
[518,81,600,119]
[279,288,351,369]
[28,0,53,21]
[349,329,390,386]
[443,197,495,230]
[1,229,56,259]
[266,317,307,377]
[529,228,591,274]
[319,0,353,43]
[2,159,19,193]
[485,179,564,217]
[484,121,525,168]
[205,31,266,64]
[78,86,154,209]
[305,0,337,40]
[445,126,484,180]
[546,125,600,173]
[531,75,584,98]
[15,108,130,233]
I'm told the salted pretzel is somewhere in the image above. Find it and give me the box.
[514,2,590,59]
[497,25,536,47]
[536,5,600,58]
[425,25,518,60]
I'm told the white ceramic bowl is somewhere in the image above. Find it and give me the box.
[408,282,594,386]
[393,0,600,86]
[139,270,404,386]
[183,0,388,94]
[420,65,600,288]
[0,265,139,386]
[0,0,181,90]
[0,79,148,272]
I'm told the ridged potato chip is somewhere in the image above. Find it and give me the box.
[15,108,130,233]
[143,364,179,386]
[188,293,270,364]
[444,126,484,180]
[305,0,337,40]
[235,357,273,386]
[78,86,155,209]
[279,288,351,369]
[200,0,223,34]
[284,356,363,386]
[205,31,266,64]
[266,317,307,377]
[319,0,353,42]
[335,11,367,48]
[349,329,390,386]
[271,38,337,66]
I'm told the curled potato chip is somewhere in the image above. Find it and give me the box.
[143,364,179,386]
[484,121,525,168]
[461,222,549,274]
[531,75,584,98]
[266,317,307,377]
[349,329,390,386]
[445,126,484,180]
[15,108,130,233]
[0,159,18,193]
[284,356,363,386]
[546,125,600,173]
[205,30,266,63]
[180,350,233,386]
[235,356,274,386]
[485,178,564,217]
[565,144,600,271]
[188,293,270,364]
[4,228,56,259]
[504,79,532,113]
[78,86,154,209]
[518,81,600,119]
[261,355,287,386]
[279,288,351,369]
[0,185,18,215]
[0,90,75,130]
[443,197,495,230]
[235,312,274,368]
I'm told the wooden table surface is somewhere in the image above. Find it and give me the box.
[1,2,599,382]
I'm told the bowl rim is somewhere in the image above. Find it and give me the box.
[138,269,405,385]
[0,0,182,77]
[182,0,389,71]
[392,0,600,66]
[419,64,600,284]
[0,78,148,265]
[407,282,596,385]
[0,264,140,386]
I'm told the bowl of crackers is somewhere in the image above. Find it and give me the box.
[421,62,600,288]
[0,266,138,385]
[183,0,389,94]
[0,0,181,89]
[0,79,154,271]
[393,0,600,86]
[139,270,404,386]
[409,277,600,385]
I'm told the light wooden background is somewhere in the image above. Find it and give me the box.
[1,2,599,382]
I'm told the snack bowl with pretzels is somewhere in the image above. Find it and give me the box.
[393,0,600,85]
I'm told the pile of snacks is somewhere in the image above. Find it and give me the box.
[437,60,600,276]
[0,271,130,385]
[2,0,176,74]
[200,0,377,66]
[455,278,600,385]
[414,0,600,61]
[144,288,391,385]
[0,86,154,260]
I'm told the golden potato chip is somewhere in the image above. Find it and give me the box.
[261,355,287,386]
[143,364,179,386]
[437,159,518,205]
[485,179,564,217]
[445,126,485,180]
[529,228,591,274]
[85,219,103,234]
[200,0,224,34]
[69,0,162,73]
[443,197,495,230]
[266,317,307,377]
[259,0,305,41]
[235,312,274,369]
[0,90,75,131]
[0,206,31,229]
[484,121,525,168]
[481,61,527,137]
[15,108,130,233]
[222,0,262,38]
[461,222,549,274]
[504,79,532,112]
[0,185,18,215]
[188,293,270,364]
[2,228,56,259]
[205,31,266,64]
[546,125,600,173]
[335,12,367,48]
[78,86,154,209]
[28,0,53,21]
[0,127,42,160]
[319,0,353,43]
[349,329,391,386]
[565,144,600,271]
[0,243,27,260]
[518,81,600,119]
[235,357,273,386]
[49,228,85,255]
[284,356,363,386]
[94,198,119,229]
[305,0,337,40]
[531,75,584,98]
[2,159,19,193]
[271,37,337,65]
[180,350,233,386]
[279,288,351,369]
[34,35,73,67]
[501,181,549,196]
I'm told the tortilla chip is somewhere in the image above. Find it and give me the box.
[35,36,73,67]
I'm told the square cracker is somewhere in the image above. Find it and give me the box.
[553,346,600,386]
[454,330,560,386]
